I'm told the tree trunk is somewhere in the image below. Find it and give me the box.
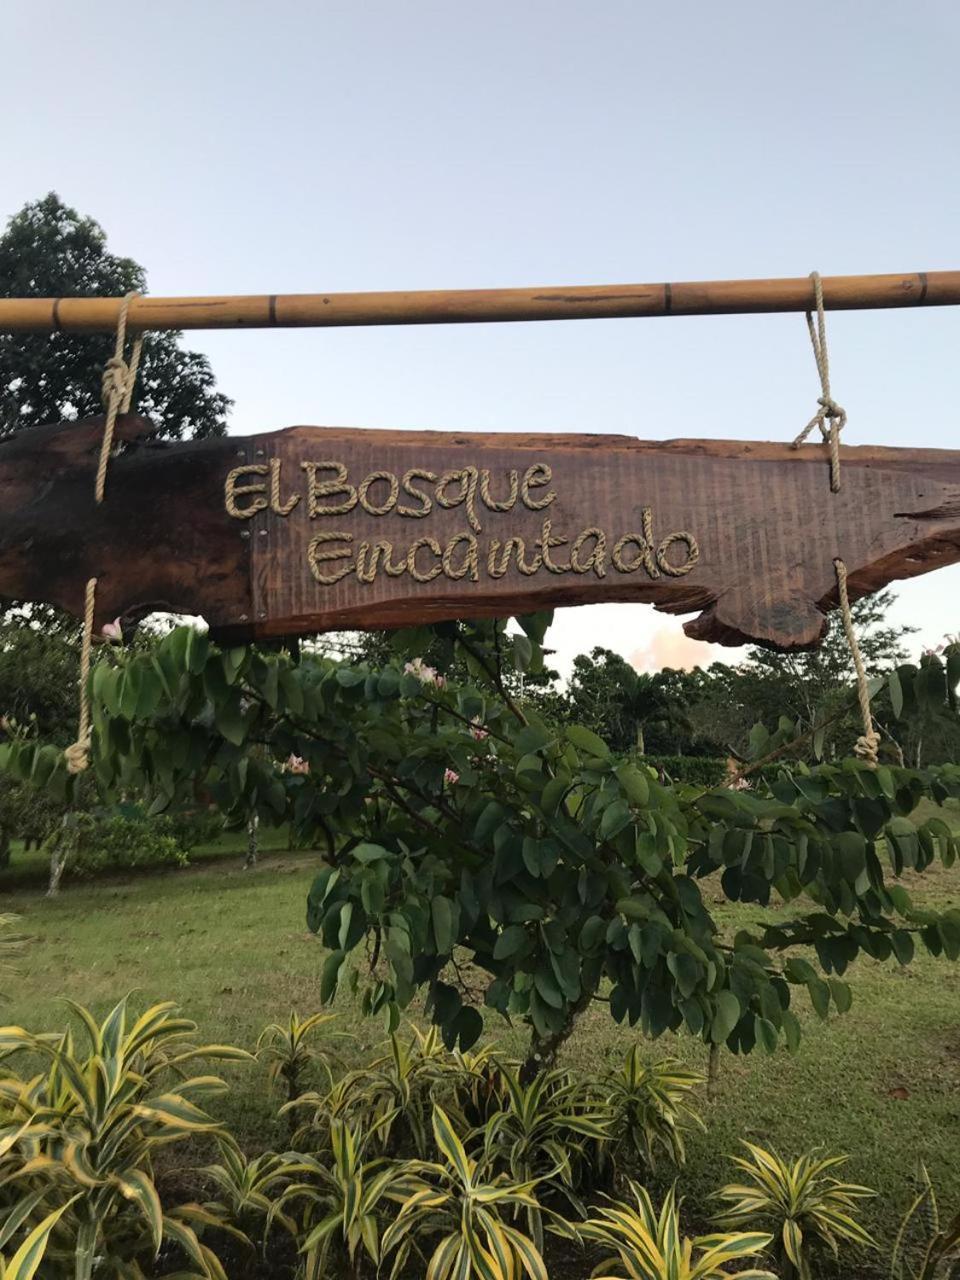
[520,989,593,1084]
[707,1043,721,1100]
[244,811,259,870]
[47,837,68,896]
[0,826,10,869]
[636,724,645,754]
[47,810,78,897]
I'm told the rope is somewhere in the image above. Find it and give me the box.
[95,291,143,504]
[791,271,846,492]
[64,578,98,775]
[834,558,879,767]
[65,293,144,773]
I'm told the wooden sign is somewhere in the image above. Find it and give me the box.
[3,414,960,650]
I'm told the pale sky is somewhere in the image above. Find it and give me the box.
[2,1,959,678]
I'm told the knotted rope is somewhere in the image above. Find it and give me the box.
[834,559,879,766]
[786,272,877,765]
[96,292,143,503]
[64,578,98,774]
[65,292,143,773]
[791,271,846,493]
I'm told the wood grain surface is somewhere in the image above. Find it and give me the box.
[3,416,960,651]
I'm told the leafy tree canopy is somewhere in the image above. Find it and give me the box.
[5,611,959,1079]
[0,192,231,439]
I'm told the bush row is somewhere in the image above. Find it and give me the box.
[2,997,956,1280]
[626,753,731,787]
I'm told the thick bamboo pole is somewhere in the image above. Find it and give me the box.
[0,270,957,333]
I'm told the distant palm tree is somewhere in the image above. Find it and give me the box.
[625,669,692,754]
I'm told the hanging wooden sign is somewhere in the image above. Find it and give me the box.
[4,414,960,650]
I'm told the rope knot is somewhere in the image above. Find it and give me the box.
[95,293,143,505]
[101,354,130,410]
[64,738,91,775]
[790,272,846,493]
[817,394,846,423]
[854,730,880,767]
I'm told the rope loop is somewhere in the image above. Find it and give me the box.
[96,291,143,504]
[64,577,98,775]
[66,293,145,773]
[791,271,846,492]
[834,557,878,768]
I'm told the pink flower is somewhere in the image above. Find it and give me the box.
[404,657,439,685]
[434,674,447,689]
[101,618,123,642]
[444,768,460,785]
[285,754,310,775]
[470,717,489,742]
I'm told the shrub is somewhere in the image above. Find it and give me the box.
[274,1118,419,1279]
[257,1011,345,1113]
[383,1105,548,1280]
[482,1061,610,1249]
[0,1200,76,1280]
[595,1048,705,1172]
[890,1163,960,1280]
[628,753,730,787]
[71,811,191,874]
[715,1141,876,1280]
[300,1025,454,1158]
[0,997,251,1280]
[0,913,26,1001]
[200,1135,302,1248]
[576,1181,774,1280]
[0,775,63,866]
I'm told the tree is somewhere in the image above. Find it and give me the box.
[0,193,231,439]
[737,589,912,754]
[0,194,232,890]
[680,590,918,764]
[565,648,692,755]
[8,611,959,1080]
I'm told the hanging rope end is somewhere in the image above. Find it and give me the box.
[64,739,91,775]
[854,730,880,768]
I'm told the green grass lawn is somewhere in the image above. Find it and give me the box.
[3,824,960,1274]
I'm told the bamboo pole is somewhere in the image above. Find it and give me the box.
[0,270,957,333]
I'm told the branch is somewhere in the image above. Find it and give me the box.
[456,634,528,727]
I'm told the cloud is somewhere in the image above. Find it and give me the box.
[628,624,737,674]
[546,602,745,681]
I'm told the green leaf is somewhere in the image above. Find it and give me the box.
[599,799,632,841]
[888,668,905,718]
[782,1009,802,1052]
[215,695,247,747]
[514,725,552,755]
[431,896,458,954]
[184,627,210,675]
[475,801,507,845]
[493,925,528,960]
[829,978,853,1014]
[565,725,610,759]
[452,1006,484,1051]
[711,990,741,1044]
[667,951,701,999]
[512,634,533,672]
[616,763,650,806]
[534,965,564,1009]
[807,977,831,1019]
[890,929,915,966]
[754,1015,779,1054]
